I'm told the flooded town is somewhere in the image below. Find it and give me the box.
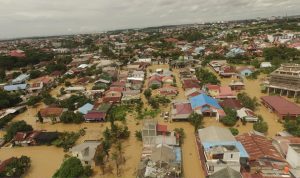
[0,2,300,178]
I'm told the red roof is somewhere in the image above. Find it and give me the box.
[156,124,168,132]
[236,133,285,162]
[219,99,242,110]
[40,107,64,117]
[182,79,200,89]
[175,103,193,115]
[206,84,220,90]
[84,112,106,120]
[261,96,300,116]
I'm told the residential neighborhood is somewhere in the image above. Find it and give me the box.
[0,10,300,178]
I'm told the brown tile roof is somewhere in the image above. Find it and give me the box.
[261,96,300,116]
[236,133,285,162]
[220,98,243,110]
[40,107,64,117]
[175,103,193,115]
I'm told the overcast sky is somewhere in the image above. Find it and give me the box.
[0,0,299,39]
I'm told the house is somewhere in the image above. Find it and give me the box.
[4,84,28,92]
[127,70,145,81]
[220,99,242,110]
[261,96,300,119]
[171,100,193,121]
[204,84,220,97]
[121,90,140,103]
[12,131,40,146]
[9,50,26,58]
[84,111,106,122]
[148,75,162,88]
[286,144,300,178]
[29,82,43,92]
[65,86,86,93]
[78,103,94,115]
[229,81,245,91]
[137,143,182,178]
[182,78,201,90]
[272,136,300,157]
[103,90,122,103]
[219,66,236,78]
[12,74,30,84]
[141,119,178,147]
[162,76,173,84]
[209,167,242,178]
[237,107,258,122]
[260,62,272,68]
[226,48,245,58]
[217,86,235,99]
[236,132,291,178]
[197,126,248,176]
[236,67,254,76]
[189,94,225,120]
[158,85,178,96]
[39,107,65,123]
[266,63,300,98]
[185,88,203,98]
[70,140,101,166]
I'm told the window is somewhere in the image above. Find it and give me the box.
[230,154,233,158]
[209,166,214,172]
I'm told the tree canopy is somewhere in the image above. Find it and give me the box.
[4,121,33,141]
[53,157,92,178]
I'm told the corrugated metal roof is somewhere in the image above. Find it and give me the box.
[190,94,222,109]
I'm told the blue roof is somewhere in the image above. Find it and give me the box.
[12,74,30,84]
[189,94,221,109]
[4,84,27,91]
[78,103,94,114]
[174,147,182,162]
[203,141,249,158]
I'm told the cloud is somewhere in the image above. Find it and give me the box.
[0,0,299,39]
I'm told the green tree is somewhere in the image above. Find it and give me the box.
[174,128,185,145]
[27,95,42,106]
[37,111,44,123]
[229,128,239,136]
[135,130,142,141]
[0,156,31,177]
[221,108,238,127]
[60,111,84,124]
[253,116,268,134]
[188,112,203,132]
[4,121,33,141]
[53,157,88,178]
[143,89,152,99]
[29,70,42,79]
[284,117,300,136]
[237,92,259,111]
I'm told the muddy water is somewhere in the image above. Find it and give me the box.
[208,67,284,137]
[0,146,65,178]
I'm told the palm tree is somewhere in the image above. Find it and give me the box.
[188,112,204,132]
[116,141,125,164]
[111,152,120,176]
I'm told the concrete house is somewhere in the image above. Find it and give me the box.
[71,140,101,166]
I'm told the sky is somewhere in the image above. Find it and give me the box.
[0,0,300,39]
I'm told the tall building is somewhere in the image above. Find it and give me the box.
[267,63,300,97]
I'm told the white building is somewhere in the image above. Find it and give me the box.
[71,140,101,166]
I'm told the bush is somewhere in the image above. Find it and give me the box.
[53,157,92,178]
[60,111,84,124]
[284,117,300,136]
[27,96,42,106]
[221,108,238,127]
[0,90,22,109]
[237,92,259,111]
[52,131,82,151]
[143,89,152,99]
[229,128,239,136]
[253,116,268,134]
[135,130,142,141]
